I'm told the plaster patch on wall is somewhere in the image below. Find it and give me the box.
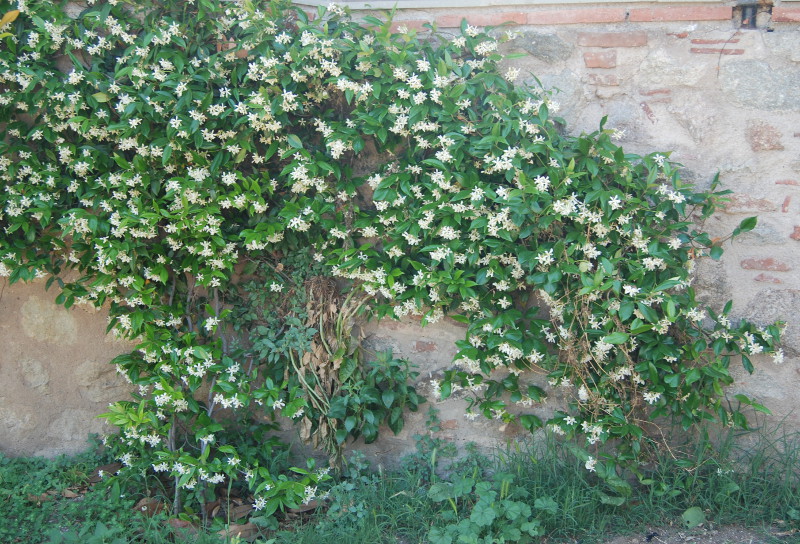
[21,294,78,345]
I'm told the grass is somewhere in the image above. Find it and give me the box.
[1,425,799,544]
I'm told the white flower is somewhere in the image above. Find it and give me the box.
[504,67,520,82]
[643,391,661,405]
[585,456,597,472]
[623,285,640,297]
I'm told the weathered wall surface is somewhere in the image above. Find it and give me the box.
[353,1,800,457]
[1,2,799,459]
[0,280,134,457]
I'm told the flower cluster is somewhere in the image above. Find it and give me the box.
[0,0,781,507]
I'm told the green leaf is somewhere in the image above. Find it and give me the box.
[681,506,706,528]
[381,390,395,408]
[709,245,723,260]
[470,501,496,527]
[741,354,754,374]
[427,482,454,502]
[161,145,172,166]
[737,216,757,233]
[603,332,629,345]
[533,496,558,514]
[287,134,303,149]
[598,493,626,506]
[339,357,358,382]
[618,302,634,321]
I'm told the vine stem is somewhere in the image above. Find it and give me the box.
[169,414,182,514]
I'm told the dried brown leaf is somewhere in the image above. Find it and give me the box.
[230,503,253,521]
[134,497,164,517]
[217,522,259,541]
[88,463,122,484]
[165,518,198,534]
[61,488,80,499]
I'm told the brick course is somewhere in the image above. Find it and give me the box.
[628,6,732,22]
[527,8,626,25]
[773,8,800,23]
[690,48,745,55]
[741,258,792,272]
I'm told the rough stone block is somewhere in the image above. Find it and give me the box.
[515,32,573,63]
[20,359,49,391]
[721,60,800,111]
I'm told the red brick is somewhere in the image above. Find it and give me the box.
[691,38,740,45]
[577,31,647,48]
[527,8,626,25]
[629,6,732,22]
[690,48,745,55]
[773,8,800,23]
[436,12,526,28]
[389,20,429,33]
[586,74,619,86]
[783,196,792,213]
[776,180,799,186]
[640,89,671,96]
[741,258,792,272]
[791,227,800,241]
[668,32,689,39]
[414,341,437,353]
[440,419,459,430]
[584,51,617,69]
[722,194,777,214]
[754,273,783,284]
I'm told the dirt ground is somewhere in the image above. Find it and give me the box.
[596,524,799,544]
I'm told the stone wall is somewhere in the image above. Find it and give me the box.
[363,0,800,451]
[0,280,134,457]
[1,1,798,460]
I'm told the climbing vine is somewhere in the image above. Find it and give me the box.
[0,0,781,516]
